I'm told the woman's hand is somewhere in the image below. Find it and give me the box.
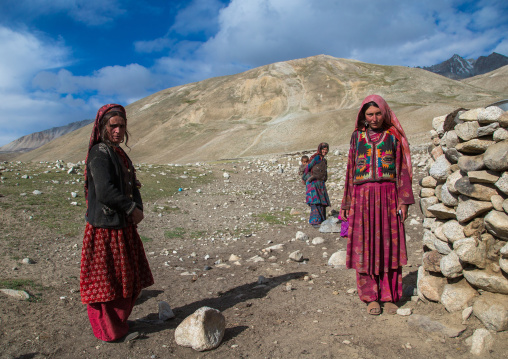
[397,204,408,222]
[130,207,144,225]
[340,209,349,221]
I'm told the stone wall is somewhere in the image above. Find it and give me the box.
[418,105,508,332]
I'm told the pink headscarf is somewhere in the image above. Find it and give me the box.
[355,95,412,181]
[84,104,127,201]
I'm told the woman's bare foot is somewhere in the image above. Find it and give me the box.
[367,302,381,315]
[383,302,398,315]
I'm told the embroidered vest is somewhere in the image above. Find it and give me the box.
[353,130,397,184]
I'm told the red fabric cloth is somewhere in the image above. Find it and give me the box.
[80,222,154,304]
[346,181,407,274]
[356,268,402,303]
[87,296,136,341]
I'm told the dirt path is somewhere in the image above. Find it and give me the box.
[0,153,506,359]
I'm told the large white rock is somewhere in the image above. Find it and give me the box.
[454,237,486,269]
[478,106,505,124]
[469,329,494,356]
[432,115,446,133]
[420,197,439,218]
[483,140,508,171]
[418,274,446,302]
[441,220,465,243]
[456,198,493,223]
[493,127,508,141]
[455,121,479,141]
[468,170,500,184]
[454,176,500,201]
[423,230,438,251]
[443,130,459,149]
[484,210,508,240]
[441,280,478,312]
[328,250,347,267]
[463,269,508,295]
[445,170,464,194]
[477,122,500,137]
[427,203,456,220]
[500,242,508,258]
[175,306,226,351]
[472,292,508,332]
[440,183,459,207]
[429,156,451,181]
[440,251,463,278]
[495,172,508,195]
[459,108,482,122]
[421,176,438,188]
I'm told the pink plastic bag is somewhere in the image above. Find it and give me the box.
[338,216,349,237]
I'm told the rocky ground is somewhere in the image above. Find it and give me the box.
[0,148,507,359]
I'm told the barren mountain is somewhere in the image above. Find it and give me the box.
[0,119,93,153]
[16,55,507,164]
[422,52,508,80]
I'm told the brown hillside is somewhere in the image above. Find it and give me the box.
[17,55,507,164]
[461,64,508,93]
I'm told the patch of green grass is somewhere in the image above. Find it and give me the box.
[140,235,152,243]
[164,227,186,239]
[136,164,213,202]
[0,278,36,290]
[0,163,85,236]
[0,278,44,302]
[190,230,206,238]
[253,208,292,226]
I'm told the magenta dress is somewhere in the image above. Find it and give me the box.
[341,129,414,303]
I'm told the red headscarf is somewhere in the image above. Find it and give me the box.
[355,95,412,181]
[84,104,127,200]
[310,142,329,161]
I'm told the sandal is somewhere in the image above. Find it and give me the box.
[384,302,398,315]
[367,302,381,315]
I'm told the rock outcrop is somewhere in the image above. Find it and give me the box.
[418,105,508,332]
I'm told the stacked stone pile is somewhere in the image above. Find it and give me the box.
[418,105,508,333]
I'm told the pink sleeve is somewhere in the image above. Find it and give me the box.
[396,139,415,205]
[341,132,357,210]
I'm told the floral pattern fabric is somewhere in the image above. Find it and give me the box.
[80,223,154,304]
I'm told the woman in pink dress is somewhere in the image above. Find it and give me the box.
[340,95,414,315]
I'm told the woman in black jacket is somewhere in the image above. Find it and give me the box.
[80,104,153,342]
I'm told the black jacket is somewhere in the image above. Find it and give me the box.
[85,143,142,229]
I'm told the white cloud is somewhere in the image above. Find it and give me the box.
[172,0,508,69]
[0,26,69,90]
[1,0,508,147]
[170,0,224,36]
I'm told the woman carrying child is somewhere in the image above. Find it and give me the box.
[303,143,330,227]
[340,95,414,315]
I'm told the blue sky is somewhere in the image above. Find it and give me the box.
[0,0,507,146]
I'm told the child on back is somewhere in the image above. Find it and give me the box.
[299,155,310,184]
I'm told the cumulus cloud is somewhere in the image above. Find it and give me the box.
[1,0,507,146]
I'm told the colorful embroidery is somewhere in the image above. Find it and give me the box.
[354,130,397,183]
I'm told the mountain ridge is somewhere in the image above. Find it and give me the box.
[9,55,508,164]
[421,52,508,80]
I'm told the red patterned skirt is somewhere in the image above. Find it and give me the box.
[80,223,154,304]
[346,181,407,275]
